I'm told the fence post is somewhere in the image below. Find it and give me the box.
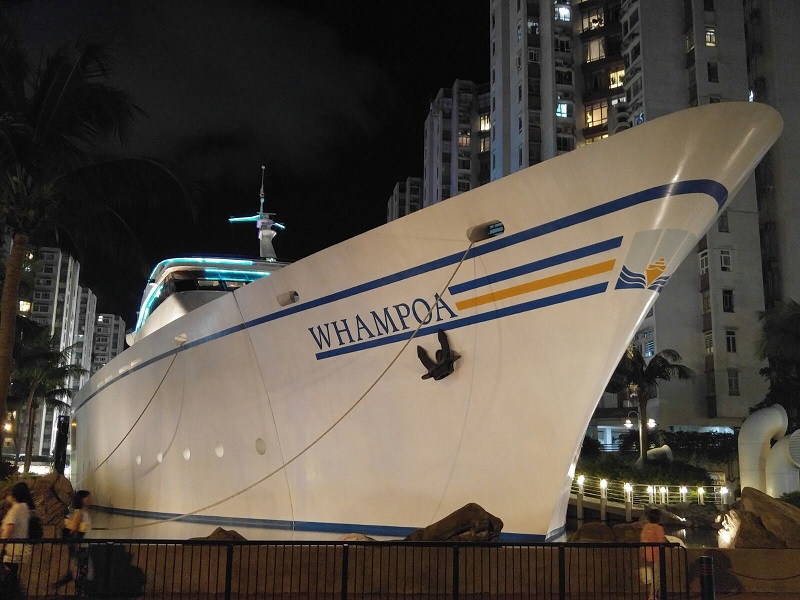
[224,543,233,600]
[340,544,349,600]
[699,555,715,600]
[452,544,460,600]
[658,545,668,600]
[558,545,566,600]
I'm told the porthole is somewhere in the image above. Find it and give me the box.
[135,455,141,465]
[183,448,191,461]
[255,438,267,455]
[215,444,224,458]
[157,452,163,463]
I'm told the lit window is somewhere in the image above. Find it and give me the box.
[704,331,714,355]
[480,136,490,152]
[584,101,607,128]
[584,134,608,144]
[556,102,572,118]
[699,250,709,274]
[479,115,490,131]
[720,249,732,271]
[726,330,737,353]
[555,6,571,22]
[18,300,31,313]
[581,8,604,32]
[727,369,740,396]
[458,133,470,147]
[643,339,655,358]
[584,38,605,62]
[609,68,625,89]
[722,289,734,312]
[705,27,716,47]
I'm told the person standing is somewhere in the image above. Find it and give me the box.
[1,482,35,599]
[53,490,93,594]
[639,507,667,600]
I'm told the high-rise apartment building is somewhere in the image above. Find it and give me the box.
[422,80,491,207]
[91,314,126,374]
[387,177,422,222]
[742,0,800,308]
[456,0,779,445]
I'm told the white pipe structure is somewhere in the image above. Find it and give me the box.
[766,430,800,498]
[634,444,673,469]
[738,405,788,492]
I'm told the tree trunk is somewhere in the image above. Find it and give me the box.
[639,397,649,467]
[0,233,28,456]
[23,399,39,475]
[15,388,36,470]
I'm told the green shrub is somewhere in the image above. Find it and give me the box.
[580,435,602,460]
[781,491,800,508]
[576,453,711,486]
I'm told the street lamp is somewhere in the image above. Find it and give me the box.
[623,411,656,464]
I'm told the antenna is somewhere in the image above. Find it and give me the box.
[228,166,285,261]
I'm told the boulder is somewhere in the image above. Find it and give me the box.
[721,508,786,549]
[0,474,73,532]
[740,487,800,548]
[569,521,616,542]
[338,533,375,541]
[668,503,725,529]
[405,503,503,542]
[190,527,247,541]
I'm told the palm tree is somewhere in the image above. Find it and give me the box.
[606,346,694,467]
[11,338,86,473]
[0,14,189,446]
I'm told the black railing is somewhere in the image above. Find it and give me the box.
[7,538,690,599]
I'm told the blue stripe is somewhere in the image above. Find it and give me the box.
[74,179,725,412]
[315,283,608,359]
[449,236,623,295]
[92,505,547,541]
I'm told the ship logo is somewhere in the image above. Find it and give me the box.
[614,229,692,293]
[616,257,670,292]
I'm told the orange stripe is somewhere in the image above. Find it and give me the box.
[455,259,616,310]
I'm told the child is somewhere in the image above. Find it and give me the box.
[640,507,666,600]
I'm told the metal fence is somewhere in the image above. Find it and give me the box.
[5,538,690,599]
[571,474,733,507]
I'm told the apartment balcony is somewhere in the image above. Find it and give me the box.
[702,312,712,331]
[704,353,715,373]
[700,272,710,293]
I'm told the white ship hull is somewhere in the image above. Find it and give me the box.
[71,103,782,540]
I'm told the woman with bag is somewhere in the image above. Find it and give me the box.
[1,482,36,599]
[52,490,93,594]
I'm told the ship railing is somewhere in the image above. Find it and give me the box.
[10,537,691,599]
[571,473,733,507]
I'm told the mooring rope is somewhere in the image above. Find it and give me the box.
[98,240,475,531]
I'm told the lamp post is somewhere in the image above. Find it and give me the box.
[624,410,656,465]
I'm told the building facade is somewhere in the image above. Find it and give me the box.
[422,80,491,207]
[91,314,127,375]
[387,177,422,222]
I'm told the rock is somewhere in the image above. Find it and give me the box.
[668,503,725,529]
[404,503,503,542]
[721,508,786,549]
[611,521,643,542]
[569,521,616,542]
[190,527,247,541]
[0,474,73,529]
[740,487,800,548]
[338,533,375,541]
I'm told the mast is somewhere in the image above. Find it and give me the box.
[228,165,285,261]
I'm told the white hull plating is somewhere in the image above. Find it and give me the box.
[72,103,782,540]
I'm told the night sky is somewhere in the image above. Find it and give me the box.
[6,0,489,324]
